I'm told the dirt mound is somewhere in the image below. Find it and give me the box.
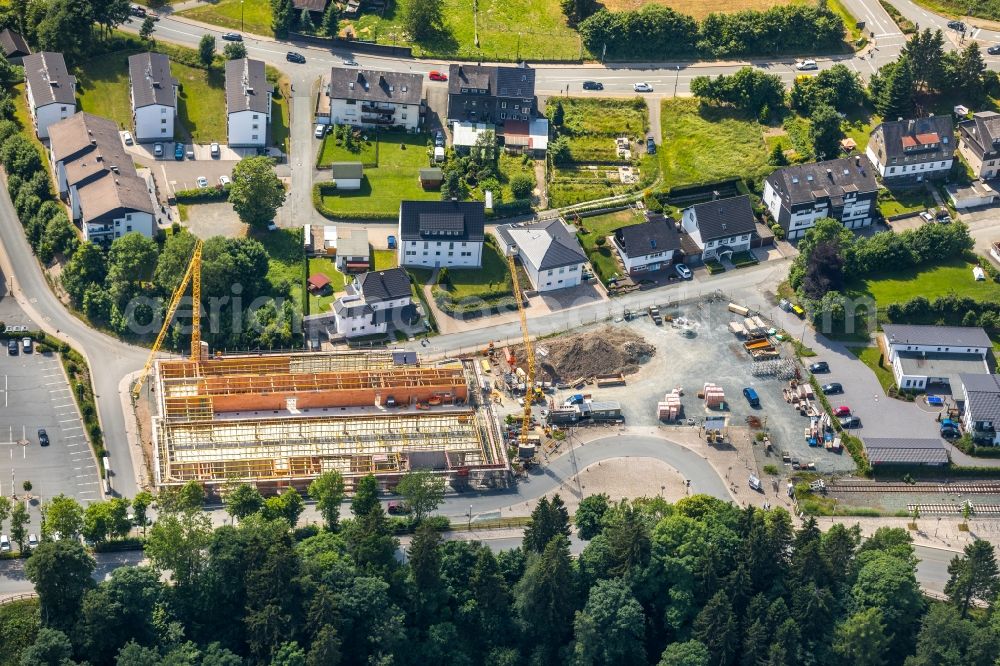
[527,327,655,381]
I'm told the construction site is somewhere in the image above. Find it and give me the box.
[147,349,509,495]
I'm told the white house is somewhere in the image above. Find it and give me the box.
[866,115,955,184]
[225,58,271,148]
[882,324,992,391]
[398,200,485,269]
[328,68,423,131]
[680,195,757,261]
[959,374,1000,445]
[22,52,76,139]
[495,219,587,292]
[129,52,178,142]
[332,267,413,338]
[335,228,369,272]
[612,212,681,275]
[762,156,878,239]
[330,162,363,190]
[48,113,156,243]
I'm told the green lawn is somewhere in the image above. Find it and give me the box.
[307,257,348,314]
[842,110,879,154]
[571,209,645,284]
[848,258,1000,307]
[271,90,290,154]
[179,0,274,37]
[849,346,896,393]
[343,0,582,61]
[438,241,512,300]
[255,227,305,307]
[372,250,398,271]
[551,97,649,138]
[77,51,227,143]
[318,133,378,168]
[12,84,51,173]
[660,98,771,190]
[317,132,439,218]
[876,187,936,218]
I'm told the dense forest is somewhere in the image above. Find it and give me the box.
[3,476,1000,666]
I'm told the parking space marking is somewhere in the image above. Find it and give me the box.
[62,425,83,431]
[44,380,66,386]
[59,418,78,423]
[66,443,81,447]
[77,481,99,487]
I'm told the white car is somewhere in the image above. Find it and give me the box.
[122,131,134,146]
[633,82,653,92]
[210,142,221,157]
[28,534,37,548]
[795,60,818,71]
[219,175,231,186]
[315,124,326,138]
[343,58,359,66]
[0,535,9,552]
[675,263,693,280]
[196,176,209,188]
[153,143,164,157]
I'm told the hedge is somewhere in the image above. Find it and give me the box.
[312,182,396,220]
[173,184,230,202]
[487,199,533,219]
[705,260,726,275]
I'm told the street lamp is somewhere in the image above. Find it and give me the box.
[241,0,245,33]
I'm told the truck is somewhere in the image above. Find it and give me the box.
[648,305,663,325]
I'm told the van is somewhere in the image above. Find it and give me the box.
[0,535,10,552]
[742,387,760,408]
[748,476,763,492]
[434,146,445,163]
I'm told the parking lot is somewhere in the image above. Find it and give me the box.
[0,340,99,535]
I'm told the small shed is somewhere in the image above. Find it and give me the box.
[331,162,363,190]
[307,273,332,295]
[419,167,443,189]
[947,180,997,209]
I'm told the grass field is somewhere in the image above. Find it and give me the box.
[373,249,398,270]
[659,99,771,190]
[255,227,305,307]
[553,97,649,137]
[438,242,512,300]
[847,258,1000,306]
[318,134,378,168]
[318,132,438,217]
[271,82,290,153]
[344,0,582,61]
[877,187,936,218]
[180,0,274,37]
[76,51,227,143]
[306,257,347,314]
[573,209,645,284]
[849,346,896,392]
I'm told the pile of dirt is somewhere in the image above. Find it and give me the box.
[525,327,656,381]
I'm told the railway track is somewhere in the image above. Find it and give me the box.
[831,482,1000,494]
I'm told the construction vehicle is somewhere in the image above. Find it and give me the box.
[506,251,536,445]
[132,240,204,399]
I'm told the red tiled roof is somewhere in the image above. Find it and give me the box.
[307,274,331,290]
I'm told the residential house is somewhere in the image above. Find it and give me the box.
[332,267,413,338]
[866,115,955,183]
[495,219,588,292]
[291,0,328,19]
[881,324,992,391]
[48,113,156,242]
[959,374,1000,445]
[451,121,496,154]
[500,118,549,156]
[23,52,76,139]
[128,52,179,142]
[612,213,681,275]
[398,200,485,268]
[762,156,878,239]
[334,228,370,273]
[328,68,423,131]
[862,437,949,466]
[446,63,536,127]
[330,162,363,189]
[0,28,30,64]
[680,195,757,261]
[225,58,271,147]
[957,111,1000,180]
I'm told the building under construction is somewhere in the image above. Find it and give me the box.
[150,349,508,495]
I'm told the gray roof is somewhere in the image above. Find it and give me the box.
[688,195,756,241]
[23,52,76,107]
[447,63,536,99]
[496,219,587,272]
[334,298,373,318]
[292,0,327,10]
[419,167,443,180]
[896,352,989,386]
[129,52,178,109]
[399,200,485,242]
[0,29,29,57]
[331,162,363,179]
[614,214,681,258]
[871,115,954,161]
[225,58,270,115]
[863,437,949,465]
[958,111,1000,158]
[356,267,411,303]
[337,228,368,258]
[883,324,991,349]
[329,67,422,105]
[960,374,1000,423]
[765,156,877,206]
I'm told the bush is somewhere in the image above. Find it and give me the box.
[763,464,780,475]
[173,185,230,203]
[705,260,726,275]
[509,174,535,200]
[488,199,533,219]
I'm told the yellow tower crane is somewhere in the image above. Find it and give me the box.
[131,239,204,399]
[506,252,535,442]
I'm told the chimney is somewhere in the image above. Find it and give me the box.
[855,155,861,166]
[826,168,833,179]
[907,119,915,134]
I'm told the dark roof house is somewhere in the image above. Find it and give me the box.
[23,52,76,107]
[328,68,423,106]
[399,200,486,243]
[765,156,877,208]
[960,373,1000,424]
[446,63,536,124]
[882,324,992,349]
[496,219,587,272]
[225,58,271,114]
[129,52,178,108]
[958,111,1000,158]
[867,115,955,180]
[292,0,327,10]
[687,195,757,242]
[355,268,412,303]
[863,437,949,466]
[614,214,681,259]
[0,28,30,61]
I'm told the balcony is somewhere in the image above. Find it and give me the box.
[362,104,394,116]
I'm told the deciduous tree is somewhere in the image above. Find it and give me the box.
[574,493,609,540]
[199,34,216,66]
[402,0,444,41]
[308,471,345,530]
[229,156,286,228]
[24,540,95,630]
[395,469,445,522]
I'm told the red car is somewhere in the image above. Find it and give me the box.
[428,70,448,82]
[834,406,851,417]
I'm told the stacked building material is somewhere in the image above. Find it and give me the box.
[703,383,726,409]
[657,389,682,421]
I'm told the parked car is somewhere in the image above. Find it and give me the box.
[791,304,806,318]
[342,58,359,66]
[743,387,760,407]
[221,32,243,41]
[174,142,184,160]
[387,501,409,515]
[833,405,851,417]
[428,70,447,81]
[989,45,1000,55]
[434,130,445,148]
[286,51,305,63]
[675,263,692,280]
[633,82,653,92]
[122,131,134,145]
[809,361,829,373]
[218,175,231,186]
[130,4,146,16]
[947,20,966,31]
[935,209,952,223]
[315,123,326,138]
[646,136,656,154]
[153,143,164,157]
[748,475,763,492]
[28,534,37,548]
[582,80,603,90]
[210,142,220,157]
[795,60,819,70]
[822,382,843,394]
[267,221,278,231]
[196,176,209,188]
[0,535,9,552]
[38,428,49,447]
[22,337,32,353]
[387,235,397,250]
[7,340,17,355]
[840,416,860,428]
[919,210,934,223]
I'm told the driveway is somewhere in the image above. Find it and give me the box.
[183,202,247,239]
